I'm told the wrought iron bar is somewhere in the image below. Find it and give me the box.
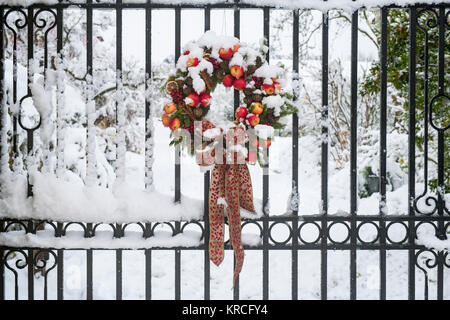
[233,2,240,300]
[320,11,329,301]
[379,7,388,300]
[262,6,269,301]
[291,8,299,301]
[56,4,64,300]
[86,0,93,301]
[408,6,417,301]
[203,5,211,301]
[350,9,358,300]
[145,0,153,301]
[115,0,123,301]
[26,7,34,301]
[174,6,181,300]
[435,5,446,300]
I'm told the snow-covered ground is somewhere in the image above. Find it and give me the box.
[2,119,449,300]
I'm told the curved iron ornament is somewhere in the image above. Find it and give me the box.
[444,251,450,269]
[268,221,292,245]
[151,222,176,237]
[17,9,56,133]
[4,250,28,300]
[413,8,449,217]
[298,221,322,245]
[62,222,89,237]
[33,9,57,72]
[415,249,438,300]
[327,221,351,245]
[32,220,57,234]
[242,220,263,241]
[385,221,409,244]
[181,220,205,241]
[33,249,57,300]
[356,221,380,244]
[122,222,147,238]
[4,9,28,155]
[4,220,29,232]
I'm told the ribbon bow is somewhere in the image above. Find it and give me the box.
[197,123,256,288]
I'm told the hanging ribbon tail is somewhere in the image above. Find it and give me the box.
[208,164,255,288]
[209,165,226,267]
[237,164,256,214]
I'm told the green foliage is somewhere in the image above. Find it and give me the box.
[361,9,449,193]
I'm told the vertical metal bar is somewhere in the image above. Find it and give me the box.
[56,5,64,301]
[145,0,152,301]
[321,11,329,301]
[379,7,387,301]
[145,225,152,300]
[56,5,64,176]
[435,5,445,301]
[204,6,211,301]
[0,7,5,302]
[262,6,269,301]
[291,8,299,301]
[174,6,181,301]
[233,3,240,300]
[174,7,181,204]
[11,9,18,159]
[116,248,122,300]
[115,0,124,179]
[349,10,358,301]
[56,241,64,300]
[86,0,93,301]
[144,3,153,189]
[233,3,240,112]
[437,6,445,95]
[115,1,123,301]
[86,245,93,300]
[28,249,34,300]
[145,247,152,300]
[26,7,33,197]
[408,7,416,301]
[27,7,34,301]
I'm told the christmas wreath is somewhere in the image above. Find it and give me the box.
[161,30,297,164]
[161,31,297,286]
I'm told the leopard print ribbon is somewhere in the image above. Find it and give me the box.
[195,120,256,287]
[208,163,255,288]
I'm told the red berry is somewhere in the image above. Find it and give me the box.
[170,89,183,104]
[186,57,199,68]
[219,48,233,60]
[233,78,246,91]
[252,76,263,89]
[247,114,260,127]
[186,93,200,107]
[208,58,219,70]
[200,93,212,107]
[223,74,234,88]
[235,106,248,119]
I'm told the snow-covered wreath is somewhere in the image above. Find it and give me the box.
[161,31,297,286]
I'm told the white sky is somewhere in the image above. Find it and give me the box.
[119,9,378,66]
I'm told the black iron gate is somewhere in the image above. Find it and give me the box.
[0,0,449,300]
